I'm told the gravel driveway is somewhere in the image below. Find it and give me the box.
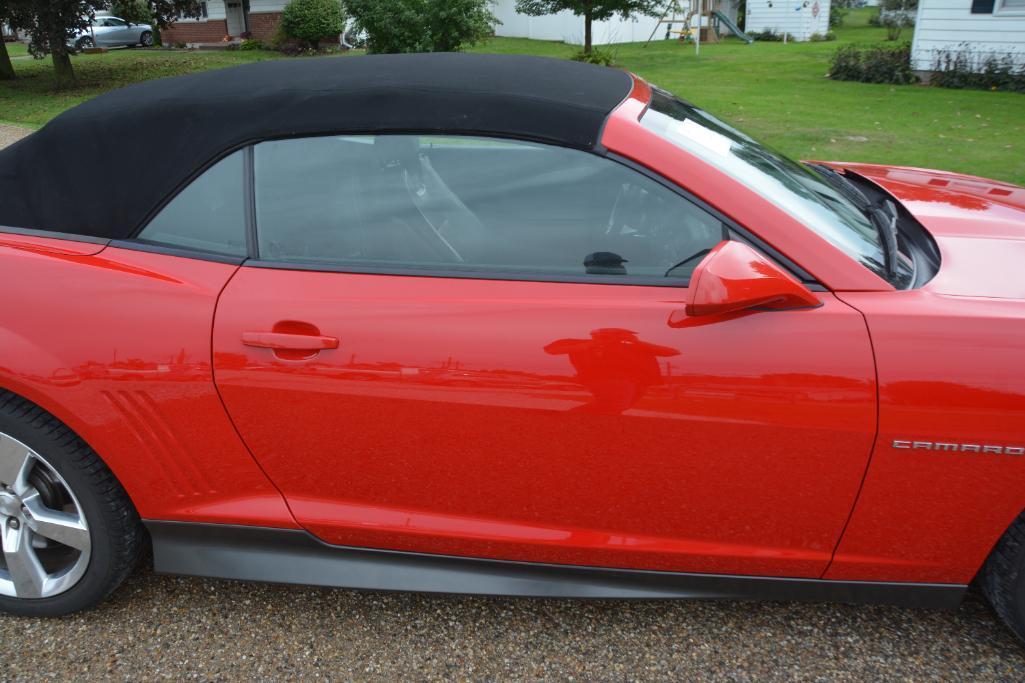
[0,565,1023,681]
[0,123,31,149]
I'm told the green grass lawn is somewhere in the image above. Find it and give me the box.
[0,46,292,129]
[1,9,1023,183]
[4,41,29,57]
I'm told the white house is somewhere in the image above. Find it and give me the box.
[161,0,292,45]
[910,0,1025,71]
[491,0,747,46]
[2,23,26,40]
[744,0,832,41]
[164,0,832,48]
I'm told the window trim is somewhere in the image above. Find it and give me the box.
[0,225,111,246]
[110,239,247,265]
[996,0,1025,14]
[244,258,698,288]
[243,145,258,259]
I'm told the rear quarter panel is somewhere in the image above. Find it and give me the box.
[0,236,296,528]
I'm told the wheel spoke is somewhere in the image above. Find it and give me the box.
[21,492,89,551]
[2,523,46,598]
[0,435,33,492]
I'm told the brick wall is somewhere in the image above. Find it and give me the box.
[248,11,283,41]
[249,11,340,44]
[159,12,339,45]
[160,20,228,45]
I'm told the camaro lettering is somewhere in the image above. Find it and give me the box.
[892,440,1024,455]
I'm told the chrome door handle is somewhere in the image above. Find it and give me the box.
[241,331,339,351]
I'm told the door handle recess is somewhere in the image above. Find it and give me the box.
[241,331,340,351]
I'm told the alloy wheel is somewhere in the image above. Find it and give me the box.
[0,433,90,599]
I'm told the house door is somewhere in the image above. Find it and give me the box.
[225,1,247,37]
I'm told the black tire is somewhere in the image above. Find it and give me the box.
[981,511,1025,643]
[139,31,153,47]
[0,391,144,616]
[76,37,94,52]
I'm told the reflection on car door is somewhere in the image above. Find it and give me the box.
[210,134,878,578]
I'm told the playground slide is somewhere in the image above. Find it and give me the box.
[712,10,754,44]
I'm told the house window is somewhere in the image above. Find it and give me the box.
[998,0,1025,11]
[200,2,209,18]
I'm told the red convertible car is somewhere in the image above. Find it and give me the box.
[0,54,1023,638]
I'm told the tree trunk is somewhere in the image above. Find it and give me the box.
[583,5,592,54]
[0,36,15,81]
[51,47,74,87]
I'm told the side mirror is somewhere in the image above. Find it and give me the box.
[686,241,820,317]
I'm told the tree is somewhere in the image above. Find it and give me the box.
[0,37,12,81]
[880,0,916,41]
[514,0,661,54]
[10,0,105,86]
[1,0,21,80]
[12,0,200,87]
[346,0,496,54]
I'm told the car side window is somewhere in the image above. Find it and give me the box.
[135,150,247,257]
[253,135,726,282]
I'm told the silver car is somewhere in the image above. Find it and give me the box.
[70,15,153,51]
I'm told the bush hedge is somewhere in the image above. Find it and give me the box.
[280,0,345,49]
[932,49,1025,93]
[828,42,918,85]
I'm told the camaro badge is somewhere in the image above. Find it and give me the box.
[893,440,1025,455]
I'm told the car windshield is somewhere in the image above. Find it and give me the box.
[641,88,912,287]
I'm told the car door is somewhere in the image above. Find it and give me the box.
[211,134,877,578]
[90,18,116,45]
[100,17,131,45]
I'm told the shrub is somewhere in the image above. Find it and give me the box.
[830,0,868,28]
[571,45,616,66]
[281,0,345,50]
[239,37,265,50]
[931,47,1025,93]
[272,29,317,54]
[345,0,497,54]
[749,29,782,41]
[809,31,836,42]
[829,7,848,29]
[829,42,918,85]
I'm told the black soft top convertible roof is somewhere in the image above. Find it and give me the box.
[0,53,634,240]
